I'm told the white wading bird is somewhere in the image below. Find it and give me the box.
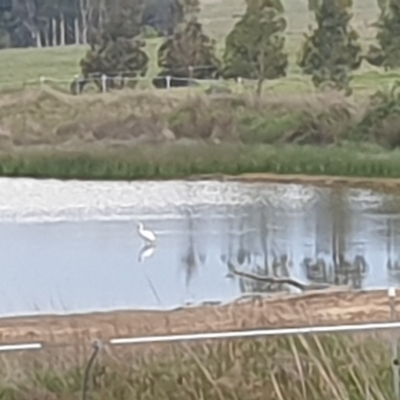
[137,222,157,244]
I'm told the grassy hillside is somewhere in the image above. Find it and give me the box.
[0,40,161,91]
[0,0,385,93]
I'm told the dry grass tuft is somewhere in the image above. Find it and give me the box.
[0,333,395,400]
[0,88,363,148]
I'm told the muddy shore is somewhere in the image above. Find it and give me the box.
[195,172,400,192]
[0,289,397,345]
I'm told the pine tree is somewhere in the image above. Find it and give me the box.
[79,0,148,91]
[298,0,362,94]
[153,2,219,88]
[222,0,288,95]
[366,0,400,69]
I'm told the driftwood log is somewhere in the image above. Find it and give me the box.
[228,264,333,292]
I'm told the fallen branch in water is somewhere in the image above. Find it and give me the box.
[229,265,331,292]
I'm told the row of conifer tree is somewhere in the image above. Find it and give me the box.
[77,0,400,95]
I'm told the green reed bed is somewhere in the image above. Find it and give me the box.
[0,333,394,400]
[1,144,400,180]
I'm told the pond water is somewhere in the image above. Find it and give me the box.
[1,177,400,317]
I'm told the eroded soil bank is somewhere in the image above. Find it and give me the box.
[0,289,395,345]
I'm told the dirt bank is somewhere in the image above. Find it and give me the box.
[0,289,396,345]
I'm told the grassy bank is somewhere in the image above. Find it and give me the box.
[3,144,400,180]
[0,333,394,400]
[0,87,399,180]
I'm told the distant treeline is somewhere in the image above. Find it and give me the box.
[0,0,183,48]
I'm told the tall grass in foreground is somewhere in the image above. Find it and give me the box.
[0,333,394,399]
[2,143,400,180]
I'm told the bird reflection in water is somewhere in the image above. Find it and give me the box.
[136,223,162,305]
[138,243,155,263]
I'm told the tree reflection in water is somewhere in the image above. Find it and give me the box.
[180,210,199,292]
[302,257,331,283]
[223,188,371,294]
[176,186,400,296]
[386,217,400,283]
[301,188,368,289]
[224,206,295,295]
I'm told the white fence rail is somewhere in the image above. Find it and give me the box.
[0,69,313,93]
[0,74,236,92]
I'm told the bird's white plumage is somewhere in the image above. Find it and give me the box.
[137,222,156,243]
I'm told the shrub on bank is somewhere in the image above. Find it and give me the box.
[355,81,400,148]
[2,86,400,179]
[166,92,356,145]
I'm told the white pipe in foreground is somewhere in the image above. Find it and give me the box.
[0,343,42,352]
[109,321,400,346]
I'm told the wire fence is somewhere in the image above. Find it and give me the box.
[0,64,315,95]
[0,74,230,94]
[0,74,313,98]
[5,65,393,95]
[16,74,392,97]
